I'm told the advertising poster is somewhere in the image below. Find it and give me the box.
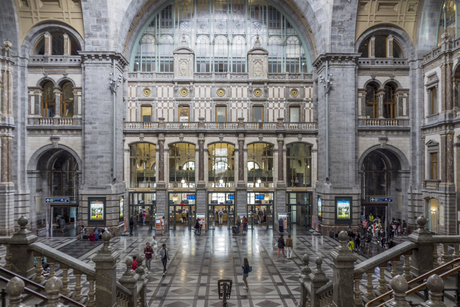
[337,199,351,219]
[90,199,104,221]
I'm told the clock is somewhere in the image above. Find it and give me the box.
[143,88,151,97]
[290,89,299,98]
[254,88,262,97]
[217,88,226,97]
[180,88,188,97]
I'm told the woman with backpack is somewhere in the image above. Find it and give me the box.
[241,258,251,290]
[277,234,286,257]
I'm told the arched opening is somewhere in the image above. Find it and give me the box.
[208,143,235,188]
[360,148,406,230]
[286,142,312,187]
[383,83,396,119]
[130,143,156,188]
[365,82,379,118]
[29,148,81,235]
[247,143,274,187]
[169,143,196,188]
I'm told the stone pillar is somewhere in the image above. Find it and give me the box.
[369,36,375,58]
[158,137,165,182]
[44,32,51,55]
[446,62,453,111]
[79,52,128,235]
[309,258,329,307]
[331,231,357,307]
[236,134,246,218]
[198,139,204,182]
[8,216,37,279]
[53,88,61,118]
[63,34,70,56]
[276,135,286,220]
[358,89,366,118]
[157,133,167,230]
[387,35,394,58]
[118,257,140,307]
[408,216,434,276]
[298,255,312,307]
[92,231,120,307]
[377,89,385,119]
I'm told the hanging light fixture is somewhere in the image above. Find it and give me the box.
[257,178,261,184]
[181,178,186,184]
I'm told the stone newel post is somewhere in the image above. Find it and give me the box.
[309,258,329,307]
[6,277,26,307]
[331,231,357,307]
[92,231,120,307]
[119,256,140,307]
[408,216,434,276]
[9,216,37,279]
[387,275,410,307]
[298,254,312,307]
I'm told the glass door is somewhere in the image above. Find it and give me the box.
[247,205,255,229]
[208,205,216,230]
[266,204,274,229]
[227,204,235,229]
[169,205,177,230]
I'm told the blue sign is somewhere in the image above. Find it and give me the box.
[370,197,393,203]
[45,198,70,203]
[255,194,264,200]
[228,194,234,200]
[187,195,195,200]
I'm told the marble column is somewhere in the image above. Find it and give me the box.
[53,88,61,118]
[441,133,448,184]
[377,89,385,119]
[236,135,246,217]
[387,35,394,58]
[198,140,204,182]
[446,62,453,111]
[369,36,375,58]
[158,139,165,182]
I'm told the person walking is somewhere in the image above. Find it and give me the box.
[219,209,223,225]
[285,234,293,260]
[144,242,154,272]
[258,209,263,224]
[129,216,134,236]
[277,234,286,257]
[194,218,200,236]
[278,216,284,233]
[159,244,170,276]
[241,258,250,290]
[243,216,248,233]
[402,220,407,235]
[132,256,137,270]
[59,217,66,234]
[198,218,203,235]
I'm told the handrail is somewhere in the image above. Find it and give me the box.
[29,242,96,277]
[365,257,460,307]
[117,281,132,297]
[0,267,85,307]
[354,241,417,276]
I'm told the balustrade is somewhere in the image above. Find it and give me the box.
[27,117,82,126]
[124,121,317,131]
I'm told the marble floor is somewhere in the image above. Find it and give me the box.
[29,225,409,307]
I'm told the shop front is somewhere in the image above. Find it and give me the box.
[246,192,274,230]
[207,192,235,230]
[168,192,196,230]
[286,192,312,231]
[128,192,156,231]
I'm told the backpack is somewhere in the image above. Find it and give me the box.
[248,266,252,272]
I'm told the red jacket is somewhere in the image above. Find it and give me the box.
[132,259,137,270]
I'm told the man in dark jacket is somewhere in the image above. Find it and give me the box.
[277,235,285,257]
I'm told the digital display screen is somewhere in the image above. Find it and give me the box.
[337,199,351,219]
[119,197,124,219]
[228,194,235,200]
[318,197,322,219]
[187,195,195,200]
[255,194,264,200]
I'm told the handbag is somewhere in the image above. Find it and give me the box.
[248,266,252,272]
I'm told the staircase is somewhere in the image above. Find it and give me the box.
[0,216,146,307]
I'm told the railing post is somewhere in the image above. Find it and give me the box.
[8,216,38,279]
[441,243,450,264]
[92,231,120,307]
[353,275,362,306]
[388,275,411,307]
[419,274,446,307]
[44,276,64,307]
[330,231,357,307]
[198,117,205,129]
[377,264,387,294]
[298,254,312,307]
[119,257,140,307]
[237,117,245,129]
[365,269,375,300]
[5,277,25,307]
[60,264,70,296]
[308,258,329,307]
[403,252,411,282]
[390,256,399,278]
[158,117,165,129]
[73,270,83,301]
[33,254,45,284]
[408,216,434,276]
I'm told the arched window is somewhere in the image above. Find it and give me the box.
[208,143,235,187]
[268,36,282,73]
[286,143,312,187]
[365,83,379,118]
[33,32,81,56]
[136,35,156,71]
[358,35,404,58]
[60,82,74,118]
[130,143,156,188]
[247,143,273,187]
[131,0,309,73]
[383,83,396,118]
[438,0,459,44]
[50,151,79,202]
[42,82,55,117]
[169,143,195,187]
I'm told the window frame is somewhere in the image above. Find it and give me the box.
[178,106,190,122]
[215,106,227,122]
[289,106,300,122]
[252,106,264,122]
[430,152,438,180]
[141,105,152,122]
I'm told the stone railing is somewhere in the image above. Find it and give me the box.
[28,117,82,126]
[423,46,443,63]
[423,179,441,190]
[0,216,146,307]
[357,58,408,66]
[123,120,318,132]
[29,55,82,65]
[126,71,313,81]
[298,216,460,307]
[358,118,410,128]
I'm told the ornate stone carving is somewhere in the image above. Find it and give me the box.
[254,60,263,77]
[179,60,188,76]
[50,136,60,148]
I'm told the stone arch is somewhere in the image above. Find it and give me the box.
[56,77,77,88]
[362,79,383,90]
[119,0,322,66]
[358,144,409,171]
[355,24,417,60]
[28,144,82,172]
[21,22,85,57]
[36,77,57,88]
[382,79,403,89]
[285,141,315,147]
[207,141,236,147]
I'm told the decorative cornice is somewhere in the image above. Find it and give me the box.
[79,51,129,68]
[312,53,361,70]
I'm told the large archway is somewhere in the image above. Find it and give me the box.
[359,146,409,233]
[28,147,81,234]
